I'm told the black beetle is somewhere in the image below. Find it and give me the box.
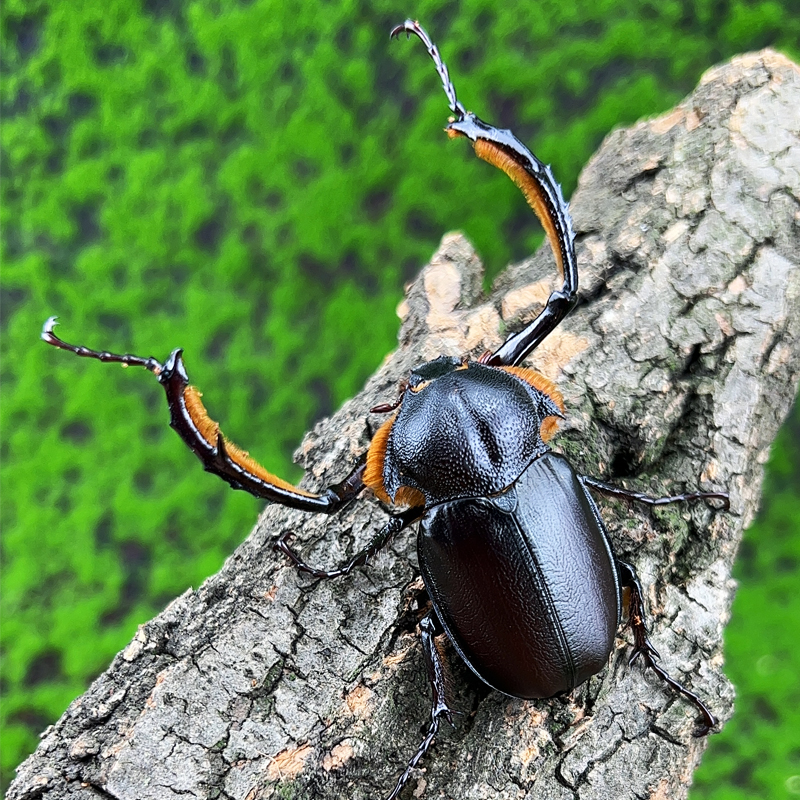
[42,20,729,800]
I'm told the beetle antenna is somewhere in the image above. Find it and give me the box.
[390,20,466,120]
[41,317,164,374]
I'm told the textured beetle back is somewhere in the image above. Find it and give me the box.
[498,366,565,441]
[418,453,620,699]
[382,362,561,505]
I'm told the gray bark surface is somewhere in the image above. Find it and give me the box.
[9,50,800,800]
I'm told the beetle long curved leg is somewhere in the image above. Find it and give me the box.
[391,20,578,367]
[617,560,717,736]
[386,612,457,800]
[581,476,730,511]
[42,318,366,513]
[275,505,424,579]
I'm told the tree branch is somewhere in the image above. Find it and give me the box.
[9,50,800,800]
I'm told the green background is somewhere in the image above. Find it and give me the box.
[2,1,798,796]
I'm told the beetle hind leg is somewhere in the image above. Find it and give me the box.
[617,560,717,736]
[386,612,457,800]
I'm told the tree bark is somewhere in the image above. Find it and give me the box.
[9,49,800,800]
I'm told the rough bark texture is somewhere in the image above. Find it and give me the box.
[9,50,800,800]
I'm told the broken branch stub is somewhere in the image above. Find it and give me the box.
[9,49,800,800]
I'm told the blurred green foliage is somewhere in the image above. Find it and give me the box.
[1,0,798,794]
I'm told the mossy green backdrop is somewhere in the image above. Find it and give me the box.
[2,1,798,796]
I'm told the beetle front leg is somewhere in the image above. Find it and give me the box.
[582,475,729,510]
[42,318,365,513]
[617,560,717,736]
[393,21,578,367]
[275,505,423,579]
[386,611,457,800]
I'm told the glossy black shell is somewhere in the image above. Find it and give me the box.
[383,357,562,505]
[418,452,620,699]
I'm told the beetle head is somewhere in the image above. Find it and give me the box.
[407,355,463,391]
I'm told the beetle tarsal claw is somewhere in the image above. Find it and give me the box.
[41,315,58,338]
[40,317,165,373]
[388,20,415,40]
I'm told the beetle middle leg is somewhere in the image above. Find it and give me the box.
[275,505,423,579]
[386,611,457,800]
[617,560,717,735]
[581,475,729,510]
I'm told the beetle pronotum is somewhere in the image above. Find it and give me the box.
[42,21,729,800]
